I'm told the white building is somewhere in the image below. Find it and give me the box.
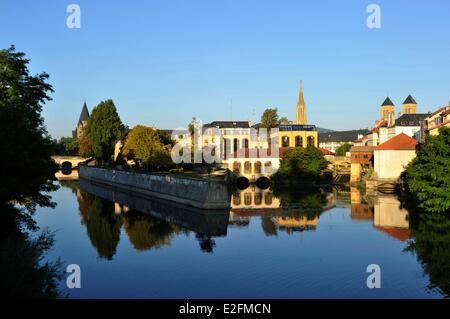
[373,133,418,180]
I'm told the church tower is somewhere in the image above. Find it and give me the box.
[73,101,90,139]
[380,97,395,125]
[402,95,417,114]
[295,80,307,125]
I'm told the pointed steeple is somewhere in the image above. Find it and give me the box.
[295,80,307,125]
[381,97,394,106]
[403,94,417,105]
[78,101,90,125]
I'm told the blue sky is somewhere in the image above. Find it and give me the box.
[1,0,450,139]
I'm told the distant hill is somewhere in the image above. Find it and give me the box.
[316,127,335,133]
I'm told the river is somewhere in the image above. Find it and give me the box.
[33,179,448,298]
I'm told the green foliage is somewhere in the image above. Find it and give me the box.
[279,116,290,125]
[87,99,123,163]
[56,137,79,155]
[122,125,173,171]
[401,127,450,213]
[335,143,352,156]
[260,107,280,128]
[406,213,450,297]
[0,46,58,209]
[78,127,94,158]
[82,196,122,260]
[0,204,63,298]
[273,146,327,183]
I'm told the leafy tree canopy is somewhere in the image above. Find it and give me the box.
[122,125,173,171]
[261,108,280,128]
[0,46,58,208]
[78,126,94,158]
[401,127,450,213]
[87,99,123,163]
[55,137,79,156]
[273,146,327,183]
[335,143,352,156]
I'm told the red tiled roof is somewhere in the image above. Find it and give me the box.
[374,133,418,151]
[319,147,335,155]
[375,227,410,242]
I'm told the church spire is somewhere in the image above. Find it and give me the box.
[295,80,307,125]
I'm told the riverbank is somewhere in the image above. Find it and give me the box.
[79,165,231,209]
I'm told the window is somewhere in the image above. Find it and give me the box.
[307,136,315,147]
[282,136,290,147]
[244,161,252,174]
[295,136,303,147]
[254,161,262,174]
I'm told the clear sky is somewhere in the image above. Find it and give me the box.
[1,0,450,139]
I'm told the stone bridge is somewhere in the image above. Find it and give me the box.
[52,156,92,169]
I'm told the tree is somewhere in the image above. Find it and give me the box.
[0,46,62,297]
[273,146,327,183]
[335,143,352,156]
[260,108,280,128]
[0,46,58,209]
[401,127,450,213]
[122,125,173,171]
[279,116,290,125]
[56,137,79,155]
[87,99,123,164]
[78,127,94,158]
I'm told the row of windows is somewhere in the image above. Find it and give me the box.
[281,135,315,147]
[233,192,274,206]
[231,161,272,174]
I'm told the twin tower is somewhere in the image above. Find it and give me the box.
[380,95,417,125]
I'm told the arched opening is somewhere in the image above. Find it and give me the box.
[232,161,241,174]
[281,136,290,147]
[233,138,240,153]
[307,136,315,147]
[254,161,262,174]
[236,177,250,190]
[223,138,231,160]
[61,161,73,175]
[256,176,270,189]
[244,161,252,174]
[244,193,252,205]
[264,161,272,174]
[264,192,273,205]
[233,193,241,206]
[295,135,303,147]
[243,138,249,149]
[254,193,262,206]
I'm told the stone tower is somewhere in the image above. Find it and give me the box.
[380,97,395,125]
[73,101,90,139]
[402,95,417,115]
[295,80,307,125]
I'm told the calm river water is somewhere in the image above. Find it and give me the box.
[34,179,448,298]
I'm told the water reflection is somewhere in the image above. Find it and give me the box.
[230,185,339,236]
[56,181,449,298]
[350,188,410,242]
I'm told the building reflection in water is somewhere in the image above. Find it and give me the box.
[351,187,410,241]
[230,185,339,236]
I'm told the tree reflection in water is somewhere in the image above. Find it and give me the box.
[64,181,219,258]
[123,211,188,251]
[406,213,450,298]
[1,204,63,298]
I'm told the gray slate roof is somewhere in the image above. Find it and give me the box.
[318,129,370,143]
[395,113,427,126]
